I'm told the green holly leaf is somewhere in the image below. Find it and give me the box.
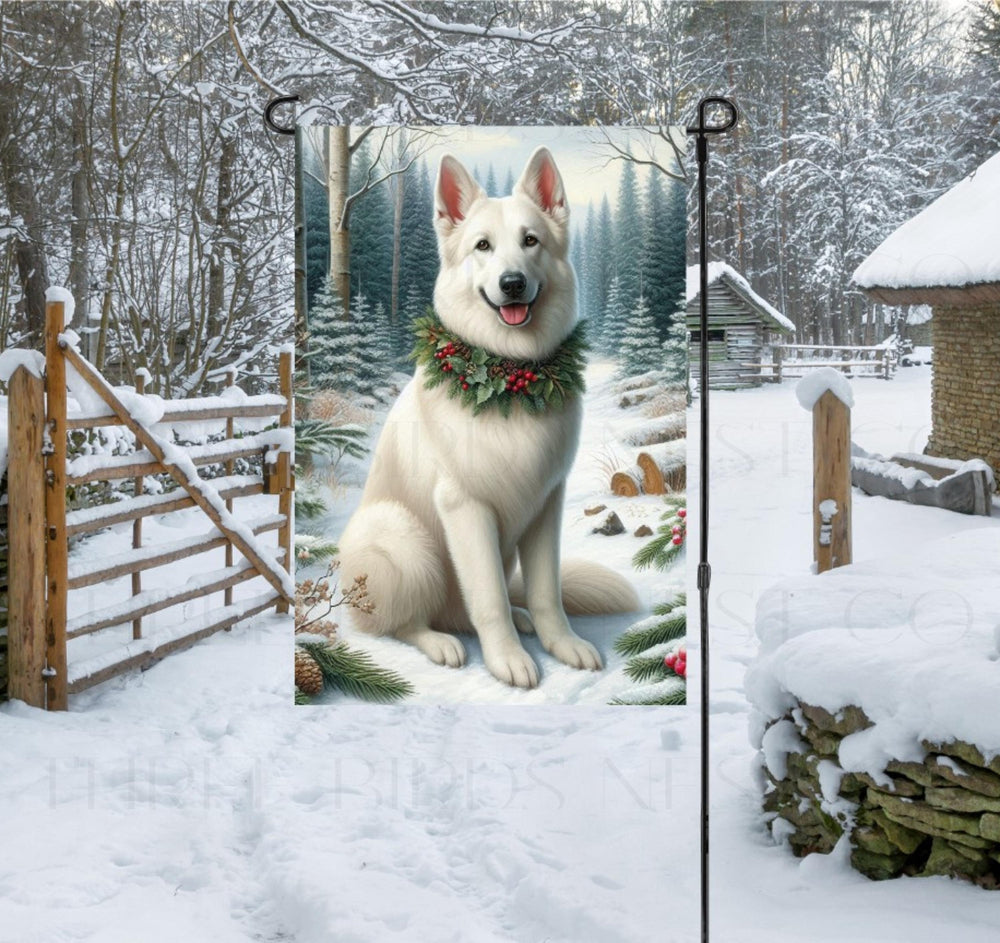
[476,383,494,405]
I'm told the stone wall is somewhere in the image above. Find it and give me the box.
[763,703,1000,888]
[927,305,1000,474]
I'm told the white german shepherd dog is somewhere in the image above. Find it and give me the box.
[338,147,639,688]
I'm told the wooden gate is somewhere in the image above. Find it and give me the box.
[6,299,294,710]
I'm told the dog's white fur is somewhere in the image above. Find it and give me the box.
[338,147,639,688]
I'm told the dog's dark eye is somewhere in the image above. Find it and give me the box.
[475,238,491,252]
[524,234,539,247]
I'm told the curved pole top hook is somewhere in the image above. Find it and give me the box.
[686,96,739,136]
[264,95,299,136]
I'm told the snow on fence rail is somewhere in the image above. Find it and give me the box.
[5,298,293,710]
[752,343,896,383]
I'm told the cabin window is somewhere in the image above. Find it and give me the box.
[689,329,725,343]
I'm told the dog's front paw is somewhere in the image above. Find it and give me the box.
[484,643,539,689]
[399,626,467,668]
[547,633,603,671]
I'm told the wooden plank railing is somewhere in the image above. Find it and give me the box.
[753,344,896,383]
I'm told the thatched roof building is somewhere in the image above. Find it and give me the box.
[854,150,1000,474]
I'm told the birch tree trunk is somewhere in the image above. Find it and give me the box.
[327,124,351,312]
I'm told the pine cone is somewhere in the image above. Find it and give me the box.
[295,648,323,696]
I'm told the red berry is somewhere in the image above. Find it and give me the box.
[665,653,677,667]
[678,508,687,519]
[462,383,469,391]
[672,525,681,534]
[672,536,682,546]
[676,664,686,679]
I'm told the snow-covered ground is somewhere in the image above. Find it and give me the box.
[3,363,997,941]
[694,364,1000,941]
[300,360,686,705]
[1,362,699,942]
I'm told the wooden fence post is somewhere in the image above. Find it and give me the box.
[773,345,783,384]
[813,389,852,573]
[276,349,294,615]
[44,299,69,710]
[132,371,145,640]
[224,369,235,610]
[7,367,48,708]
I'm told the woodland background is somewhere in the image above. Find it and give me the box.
[1,0,998,394]
[298,125,689,391]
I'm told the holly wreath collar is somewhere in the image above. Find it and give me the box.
[411,314,588,417]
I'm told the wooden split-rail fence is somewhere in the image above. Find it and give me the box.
[754,344,896,383]
[6,299,294,710]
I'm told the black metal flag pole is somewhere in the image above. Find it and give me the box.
[686,96,738,943]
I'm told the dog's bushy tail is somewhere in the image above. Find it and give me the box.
[509,559,641,615]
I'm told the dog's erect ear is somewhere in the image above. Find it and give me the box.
[514,147,568,223]
[435,155,484,228]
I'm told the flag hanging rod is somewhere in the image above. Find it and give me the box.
[265,96,299,136]
[685,95,738,943]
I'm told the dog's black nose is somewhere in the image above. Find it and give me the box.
[499,271,527,298]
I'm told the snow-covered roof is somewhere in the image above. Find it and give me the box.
[853,150,1000,297]
[686,262,795,333]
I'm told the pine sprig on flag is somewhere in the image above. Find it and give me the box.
[633,494,687,572]
[609,680,687,707]
[609,595,687,706]
[613,605,686,657]
[296,639,414,703]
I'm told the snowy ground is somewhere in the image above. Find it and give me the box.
[1,362,699,942]
[3,364,997,941]
[300,361,686,705]
[695,365,1000,941]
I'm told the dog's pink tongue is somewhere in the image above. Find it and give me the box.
[500,304,529,325]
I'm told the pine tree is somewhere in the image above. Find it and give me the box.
[617,293,661,378]
[350,291,380,397]
[349,139,394,316]
[485,163,498,197]
[400,280,429,355]
[371,300,396,372]
[571,221,588,328]
[661,289,689,386]
[614,158,644,314]
[308,275,364,391]
[579,202,599,337]
[593,196,615,338]
[602,274,626,355]
[303,171,330,312]
[399,159,437,350]
[641,171,687,348]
